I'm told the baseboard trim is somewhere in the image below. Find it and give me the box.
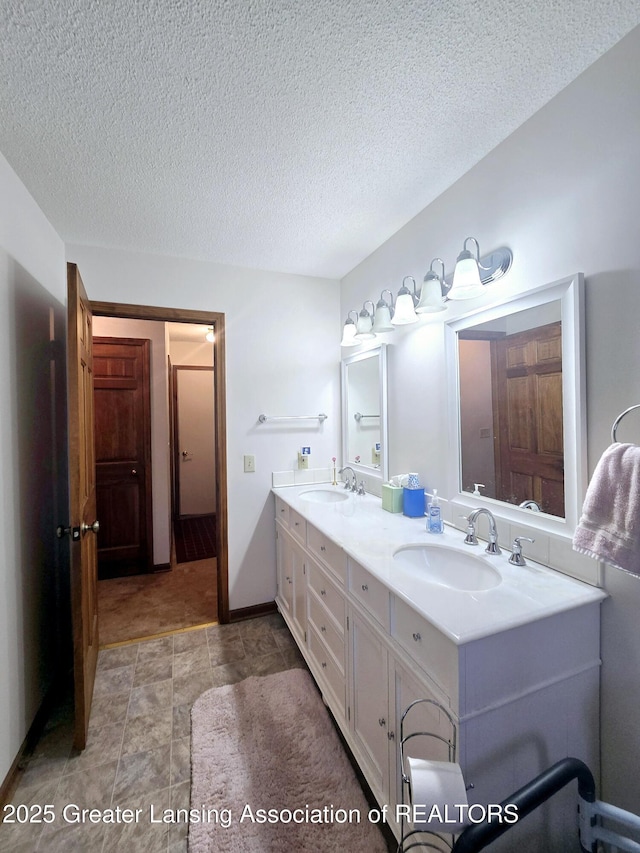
[0,671,68,809]
[229,601,277,622]
[152,562,171,573]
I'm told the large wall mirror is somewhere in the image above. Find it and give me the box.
[341,344,388,482]
[445,273,586,536]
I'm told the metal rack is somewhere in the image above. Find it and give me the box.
[257,413,327,423]
[398,699,460,853]
[611,404,640,442]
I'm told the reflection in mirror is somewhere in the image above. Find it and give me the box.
[446,272,586,534]
[341,344,388,481]
[458,301,564,516]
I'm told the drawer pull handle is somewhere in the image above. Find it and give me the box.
[378,717,386,727]
[388,731,395,741]
[320,545,326,552]
[412,632,422,642]
[320,589,326,596]
[321,661,327,669]
[294,521,299,526]
[320,625,326,633]
[288,578,293,585]
[361,584,368,592]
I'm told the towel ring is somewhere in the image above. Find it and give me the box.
[611,404,640,443]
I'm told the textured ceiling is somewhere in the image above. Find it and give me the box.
[1,1,639,279]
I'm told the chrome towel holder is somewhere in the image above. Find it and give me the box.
[611,404,640,443]
[258,413,327,423]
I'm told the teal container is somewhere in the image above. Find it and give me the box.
[403,487,425,518]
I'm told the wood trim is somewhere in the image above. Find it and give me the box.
[90,301,230,624]
[229,601,278,623]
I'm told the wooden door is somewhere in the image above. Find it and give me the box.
[492,321,564,515]
[93,338,152,578]
[67,263,99,750]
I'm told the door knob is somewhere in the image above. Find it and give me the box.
[131,469,137,476]
[81,520,100,535]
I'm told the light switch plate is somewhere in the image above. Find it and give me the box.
[244,454,256,473]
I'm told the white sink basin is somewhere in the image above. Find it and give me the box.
[299,488,349,503]
[393,544,501,591]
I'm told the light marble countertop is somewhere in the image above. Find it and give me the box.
[272,483,607,645]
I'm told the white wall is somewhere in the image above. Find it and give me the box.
[92,316,172,567]
[341,26,640,811]
[0,152,68,785]
[66,244,341,611]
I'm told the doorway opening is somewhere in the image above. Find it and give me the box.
[90,301,229,645]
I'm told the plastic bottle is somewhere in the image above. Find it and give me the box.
[427,489,444,534]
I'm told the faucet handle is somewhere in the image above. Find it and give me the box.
[460,515,478,546]
[509,536,535,566]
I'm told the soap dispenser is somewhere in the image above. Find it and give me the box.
[427,489,444,534]
[473,483,485,497]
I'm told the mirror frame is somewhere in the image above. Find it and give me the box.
[341,343,389,483]
[445,272,586,538]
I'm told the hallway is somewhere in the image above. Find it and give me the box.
[98,559,217,646]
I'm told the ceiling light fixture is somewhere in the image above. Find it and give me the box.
[340,310,360,347]
[390,276,419,325]
[206,326,215,342]
[372,290,395,333]
[448,238,513,301]
[354,300,376,340]
[416,258,447,313]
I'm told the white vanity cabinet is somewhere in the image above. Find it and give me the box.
[273,491,603,852]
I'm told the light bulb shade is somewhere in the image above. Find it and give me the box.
[416,275,446,313]
[390,284,418,325]
[355,306,375,339]
[205,328,215,342]
[340,319,359,347]
[449,239,485,300]
[372,302,394,332]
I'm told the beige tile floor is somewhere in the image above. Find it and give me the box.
[0,613,305,853]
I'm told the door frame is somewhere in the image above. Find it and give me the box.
[91,300,230,624]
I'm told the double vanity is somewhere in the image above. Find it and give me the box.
[273,483,606,851]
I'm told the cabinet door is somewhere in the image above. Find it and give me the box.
[390,657,457,831]
[350,609,390,804]
[276,524,294,618]
[290,536,307,641]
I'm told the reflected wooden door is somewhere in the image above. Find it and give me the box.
[67,263,99,750]
[492,321,564,515]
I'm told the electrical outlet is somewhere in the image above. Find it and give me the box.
[244,454,256,473]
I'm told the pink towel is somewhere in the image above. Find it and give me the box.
[573,443,640,575]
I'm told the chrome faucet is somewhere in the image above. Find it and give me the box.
[519,500,541,512]
[463,508,502,555]
[338,466,357,492]
[508,536,535,566]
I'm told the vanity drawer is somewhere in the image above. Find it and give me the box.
[307,524,346,583]
[289,509,306,544]
[274,495,290,526]
[307,560,345,627]
[349,560,390,631]
[308,625,346,716]
[392,596,459,707]
[308,590,345,670]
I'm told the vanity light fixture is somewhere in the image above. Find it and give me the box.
[416,258,447,313]
[340,310,360,347]
[448,237,513,301]
[372,290,395,333]
[391,276,419,325]
[205,326,215,342]
[354,300,376,340]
